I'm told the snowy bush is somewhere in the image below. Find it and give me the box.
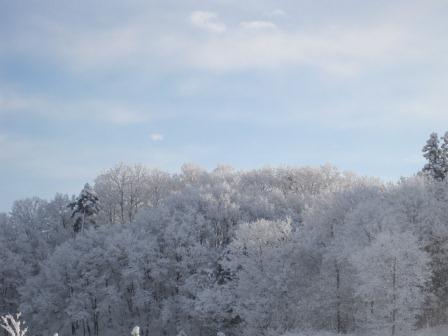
[131,326,140,336]
[0,313,27,336]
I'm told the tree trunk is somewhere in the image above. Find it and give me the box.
[391,257,397,336]
[335,260,342,333]
[82,208,86,233]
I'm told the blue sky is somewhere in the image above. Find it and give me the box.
[1,0,448,211]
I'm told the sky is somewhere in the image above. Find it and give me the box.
[1,0,448,212]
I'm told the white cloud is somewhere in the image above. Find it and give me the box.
[190,11,226,33]
[2,1,447,80]
[150,133,164,141]
[239,21,277,31]
[268,9,286,17]
[182,24,406,76]
[57,15,403,77]
[10,2,442,80]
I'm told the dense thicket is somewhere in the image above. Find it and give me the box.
[2,148,448,336]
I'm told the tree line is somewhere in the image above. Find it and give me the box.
[1,133,448,336]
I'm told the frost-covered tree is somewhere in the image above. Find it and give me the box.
[0,235,29,316]
[19,226,157,336]
[223,219,322,336]
[301,179,383,333]
[0,194,75,317]
[95,164,173,225]
[352,231,430,336]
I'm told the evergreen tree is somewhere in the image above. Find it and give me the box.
[440,132,448,178]
[69,183,99,233]
[422,132,446,181]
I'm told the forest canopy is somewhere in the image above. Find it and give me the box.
[1,133,448,336]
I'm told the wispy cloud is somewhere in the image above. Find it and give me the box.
[0,89,151,125]
[268,9,286,17]
[150,133,164,141]
[6,2,441,79]
[239,21,277,31]
[61,22,398,77]
[190,11,226,33]
[182,24,406,76]
[45,13,413,78]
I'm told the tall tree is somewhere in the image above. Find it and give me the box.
[352,231,430,336]
[422,132,446,180]
[440,132,448,178]
[69,184,99,233]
